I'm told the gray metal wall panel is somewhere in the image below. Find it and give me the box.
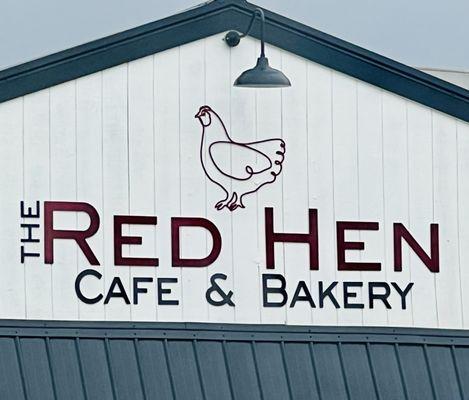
[368,344,407,400]
[283,342,321,400]
[0,338,25,399]
[108,339,145,400]
[254,342,292,400]
[225,342,263,400]
[341,344,378,400]
[426,346,463,400]
[48,339,85,400]
[195,341,233,400]
[0,321,469,400]
[136,340,175,399]
[166,340,204,400]
[397,345,435,400]
[453,347,469,398]
[78,339,115,399]
[313,343,349,400]
[20,338,55,400]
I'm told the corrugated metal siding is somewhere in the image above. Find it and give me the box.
[1,321,468,400]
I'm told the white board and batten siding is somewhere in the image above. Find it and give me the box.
[0,34,468,330]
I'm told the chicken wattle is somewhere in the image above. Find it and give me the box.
[195,105,286,211]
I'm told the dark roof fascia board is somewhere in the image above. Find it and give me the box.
[0,0,237,102]
[2,319,469,346]
[234,1,469,122]
[1,0,469,123]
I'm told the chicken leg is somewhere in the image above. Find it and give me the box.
[215,192,245,211]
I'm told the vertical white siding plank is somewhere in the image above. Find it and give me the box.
[382,93,413,327]
[76,73,105,320]
[332,72,362,325]
[256,45,285,325]
[307,63,337,325]
[50,82,78,320]
[102,65,130,321]
[407,103,437,328]
[179,41,209,322]
[230,37,260,323]
[204,36,235,323]
[24,90,52,319]
[457,121,469,328]
[433,112,462,329]
[128,56,157,321]
[0,99,25,318]
[357,83,387,326]
[154,48,183,322]
[281,52,311,325]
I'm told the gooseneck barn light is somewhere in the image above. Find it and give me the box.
[225,8,291,88]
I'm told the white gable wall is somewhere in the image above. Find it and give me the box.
[1,34,468,329]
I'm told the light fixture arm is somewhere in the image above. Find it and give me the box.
[225,8,266,56]
[226,7,291,88]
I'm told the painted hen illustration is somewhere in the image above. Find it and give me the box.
[195,105,286,211]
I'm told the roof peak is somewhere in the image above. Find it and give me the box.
[0,0,468,122]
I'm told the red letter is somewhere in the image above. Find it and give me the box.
[265,207,319,270]
[171,218,221,267]
[336,221,381,271]
[114,216,158,266]
[44,201,100,265]
[394,223,439,272]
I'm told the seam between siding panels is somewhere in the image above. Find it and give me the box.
[422,344,438,400]
[163,338,177,400]
[104,337,117,400]
[192,340,207,400]
[393,344,409,400]
[133,338,148,400]
[280,342,293,400]
[74,338,89,400]
[44,337,58,400]
[251,341,265,400]
[14,336,29,400]
[365,342,381,400]
[450,345,464,400]
[337,342,351,400]
[308,343,323,400]
[221,340,235,400]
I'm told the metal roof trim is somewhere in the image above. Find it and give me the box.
[1,320,469,346]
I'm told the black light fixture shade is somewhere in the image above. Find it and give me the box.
[225,8,291,88]
[234,56,291,88]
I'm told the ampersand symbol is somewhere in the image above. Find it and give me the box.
[206,273,235,307]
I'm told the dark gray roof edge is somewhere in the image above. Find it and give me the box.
[2,319,469,346]
[0,0,468,123]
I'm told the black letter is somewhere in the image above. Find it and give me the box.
[104,277,131,305]
[20,224,40,243]
[133,277,153,304]
[20,246,40,263]
[75,269,103,304]
[343,282,364,309]
[20,200,40,218]
[368,282,391,309]
[290,281,316,308]
[158,278,179,305]
[391,282,414,310]
[262,274,287,307]
[318,281,340,308]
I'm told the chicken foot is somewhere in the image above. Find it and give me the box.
[215,192,245,211]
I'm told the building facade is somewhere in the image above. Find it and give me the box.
[0,0,469,398]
